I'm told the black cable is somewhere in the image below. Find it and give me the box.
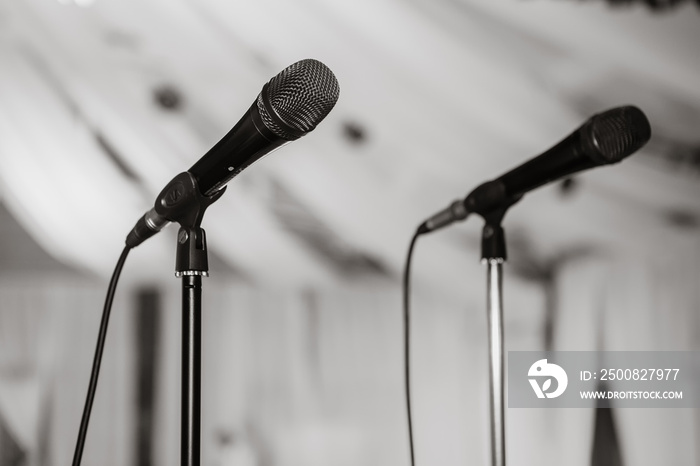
[72,245,131,466]
[403,227,423,466]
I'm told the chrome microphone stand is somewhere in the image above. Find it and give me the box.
[481,219,507,466]
[462,181,518,466]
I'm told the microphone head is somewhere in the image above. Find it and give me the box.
[257,59,340,140]
[584,105,652,164]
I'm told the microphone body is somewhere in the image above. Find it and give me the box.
[188,100,287,197]
[126,59,339,248]
[496,126,603,201]
[421,105,651,233]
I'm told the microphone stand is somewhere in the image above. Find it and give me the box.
[480,207,509,466]
[151,172,226,466]
[177,227,207,466]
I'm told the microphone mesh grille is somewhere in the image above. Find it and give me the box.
[590,106,651,162]
[258,59,340,140]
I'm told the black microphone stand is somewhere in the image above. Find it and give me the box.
[151,172,226,466]
[177,227,207,466]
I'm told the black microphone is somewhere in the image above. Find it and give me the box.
[420,105,651,233]
[126,59,340,248]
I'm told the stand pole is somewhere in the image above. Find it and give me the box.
[481,219,507,466]
[181,274,203,466]
[485,259,505,466]
[176,225,210,466]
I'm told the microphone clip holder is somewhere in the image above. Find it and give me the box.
[461,176,522,259]
[480,206,509,262]
[463,180,522,261]
[152,172,226,275]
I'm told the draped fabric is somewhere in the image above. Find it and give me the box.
[0,0,698,287]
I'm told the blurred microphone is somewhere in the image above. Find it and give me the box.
[126,59,340,248]
[420,105,651,233]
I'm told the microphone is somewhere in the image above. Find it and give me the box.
[419,105,651,233]
[126,59,340,248]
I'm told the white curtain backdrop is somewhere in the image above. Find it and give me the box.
[0,278,134,466]
[0,239,697,465]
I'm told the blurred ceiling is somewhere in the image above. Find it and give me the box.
[0,0,698,290]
